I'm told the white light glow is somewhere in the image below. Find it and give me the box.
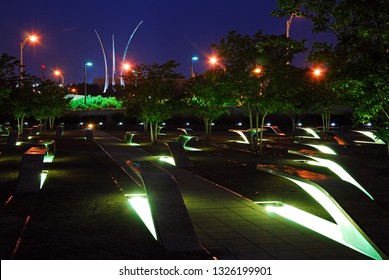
[353,131,385,145]
[305,156,374,200]
[273,176,382,260]
[40,170,48,189]
[43,155,54,163]
[305,144,337,155]
[298,127,320,139]
[266,203,342,242]
[128,197,157,240]
[230,129,250,144]
[158,156,176,166]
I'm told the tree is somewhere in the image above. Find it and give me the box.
[0,53,19,113]
[187,68,231,139]
[275,0,389,153]
[124,60,184,143]
[10,79,35,132]
[30,79,69,130]
[213,31,306,154]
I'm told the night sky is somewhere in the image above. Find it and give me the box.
[1,0,327,84]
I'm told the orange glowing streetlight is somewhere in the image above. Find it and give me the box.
[20,34,39,80]
[123,63,131,72]
[53,70,64,86]
[312,67,323,78]
[209,56,218,66]
[253,67,262,75]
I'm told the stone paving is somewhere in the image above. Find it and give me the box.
[92,130,372,260]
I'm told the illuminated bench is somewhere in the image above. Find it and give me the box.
[296,127,321,139]
[256,163,386,260]
[157,125,165,135]
[15,146,47,193]
[124,131,139,146]
[352,130,385,145]
[126,160,204,253]
[21,127,32,141]
[6,131,19,146]
[56,124,64,136]
[164,142,193,167]
[266,125,286,136]
[229,128,259,144]
[177,134,199,151]
[31,125,42,135]
[0,125,10,136]
[229,126,285,144]
[38,139,56,156]
[177,127,193,135]
[85,128,94,141]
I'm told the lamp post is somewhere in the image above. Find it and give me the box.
[53,70,64,86]
[190,56,198,78]
[20,34,38,81]
[84,62,93,104]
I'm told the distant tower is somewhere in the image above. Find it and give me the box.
[121,20,143,86]
[112,34,116,90]
[95,30,109,93]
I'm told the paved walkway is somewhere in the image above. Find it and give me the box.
[93,130,370,260]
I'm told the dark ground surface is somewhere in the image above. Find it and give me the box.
[0,127,388,259]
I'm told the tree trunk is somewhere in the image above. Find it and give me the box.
[154,122,159,143]
[247,107,254,153]
[204,117,209,139]
[150,122,154,143]
[17,116,25,132]
[258,114,267,155]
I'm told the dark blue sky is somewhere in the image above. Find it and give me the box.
[1,0,327,84]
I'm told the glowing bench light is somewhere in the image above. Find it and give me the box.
[255,172,384,260]
[43,154,55,163]
[229,129,251,144]
[304,156,374,200]
[289,150,374,200]
[352,130,385,145]
[265,203,343,243]
[305,144,337,155]
[158,156,176,166]
[127,195,157,240]
[177,135,201,151]
[297,127,321,139]
[40,170,48,189]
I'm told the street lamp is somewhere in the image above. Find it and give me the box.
[84,62,93,104]
[253,67,262,75]
[53,70,64,86]
[122,63,131,86]
[312,67,324,79]
[20,34,38,80]
[190,56,198,78]
[208,56,219,71]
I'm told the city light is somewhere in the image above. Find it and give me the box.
[53,69,64,86]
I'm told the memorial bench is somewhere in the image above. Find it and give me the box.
[124,131,139,146]
[15,146,47,193]
[125,160,204,253]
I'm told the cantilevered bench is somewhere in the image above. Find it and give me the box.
[124,131,139,146]
[177,134,199,150]
[85,128,94,141]
[165,142,193,167]
[38,139,56,156]
[126,160,204,253]
[15,146,47,193]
